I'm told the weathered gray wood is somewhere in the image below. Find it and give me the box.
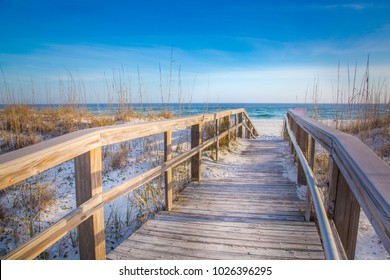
[234,114,238,139]
[191,123,202,181]
[296,126,308,185]
[164,130,172,211]
[326,156,339,217]
[74,147,106,260]
[305,191,313,222]
[108,138,325,260]
[227,115,231,145]
[304,136,315,222]
[333,170,361,259]
[238,112,243,138]
[309,136,315,169]
[215,118,219,161]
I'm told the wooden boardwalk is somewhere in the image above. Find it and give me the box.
[108,138,325,260]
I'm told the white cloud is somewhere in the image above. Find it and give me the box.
[313,3,375,11]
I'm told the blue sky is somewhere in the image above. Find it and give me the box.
[1,0,389,103]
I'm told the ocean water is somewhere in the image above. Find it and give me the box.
[1,103,388,120]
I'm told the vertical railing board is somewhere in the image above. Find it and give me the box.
[326,156,339,217]
[74,147,106,260]
[227,115,231,145]
[296,126,308,186]
[333,169,361,259]
[215,118,220,161]
[164,130,173,211]
[191,124,202,181]
[235,114,238,140]
[305,136,316,221]
[309,136,315,169]
[238,113,243,138]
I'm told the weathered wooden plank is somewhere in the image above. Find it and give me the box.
[227,115,231,144]
[167,209,305,222]
[136,227,323,250]
[111,245,200,260]
[156,213,320,230]
[142,221,322,241]
[305,136,315,221]
[118,232,324,260]
[215,118,219,161]
[176,196,306,205]
[164,130,172,211]
[191,123,202,181]
[0,131,101,190]
[238,112,243,138]
[333,171,361,259]
[296,126,308,185]
[326,156,339,217]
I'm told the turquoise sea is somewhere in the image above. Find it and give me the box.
[1,103,388,120]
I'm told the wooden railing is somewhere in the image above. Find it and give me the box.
[285,109,390,259]
[0,108,258,260]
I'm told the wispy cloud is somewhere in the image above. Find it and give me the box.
[313,3,375,10]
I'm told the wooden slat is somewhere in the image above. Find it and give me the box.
[191,123,202,181]
[238,112,243,138]
[215,118,219,161]
[326,156,339,217]
[296,126,308,185]
[333,170,361,259]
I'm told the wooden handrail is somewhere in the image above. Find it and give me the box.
[284,116,339,259]
[287,109,390,259]
[0,108,258,260]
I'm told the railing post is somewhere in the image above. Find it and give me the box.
[296,126,308,186]
[287,114,295,155]
[238,112,243,138]
[246,119,250,139]
[326,156,338,216]
[327,157,360,259]
[74,147,106,260]
[164,130,172,211]
[215,118,219,161]
[227,115,231,145]
[305,136,316,221]
[309,136,315,169]
[191,123,202,181]
[235,114,238,139]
